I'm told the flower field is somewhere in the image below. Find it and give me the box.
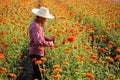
[0,0,120,80]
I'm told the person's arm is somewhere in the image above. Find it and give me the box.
[31,26,54,47]
[45,37,54,41]
[45,37,56,44]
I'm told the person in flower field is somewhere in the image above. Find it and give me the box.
[29,7,55,80]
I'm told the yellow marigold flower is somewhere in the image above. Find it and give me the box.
[41,57,47,61]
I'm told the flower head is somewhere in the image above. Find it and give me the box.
[86,72,94,79]
[9,73,17,78]
[67,36,76,42]
[106,57,114,62]
[35,60,42,65]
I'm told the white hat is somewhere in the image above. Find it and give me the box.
[32,7,54,19]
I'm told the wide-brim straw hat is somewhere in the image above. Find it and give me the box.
[32,7,54,19]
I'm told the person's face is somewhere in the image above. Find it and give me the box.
[37,16,47,23]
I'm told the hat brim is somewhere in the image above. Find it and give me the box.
[32,8,54,19]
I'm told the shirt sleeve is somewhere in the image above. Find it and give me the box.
[31,25,53,47]
[45,37,53,41]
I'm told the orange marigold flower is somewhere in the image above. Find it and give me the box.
[18,66,24,70]
[74,55,80,59]
[24,56,28,59]
[55,74,62,79]
[64,48,71,53]
[62,40,67,44]
[74,68,79,72]
[0,54,4,59]
[51,74,56,78]
[67,36,76,42]
[53,64,60,69]
[108,41,115,45]
[94,35,99,39]
[116,55,120,60]
[54,68,61,72]
[80,54,84,57]
[106,57,114,62]
[9,73,17,78]
[86,72,94,79]
[0,67,7,73]
[74,46,79,49]
[51,74,62,79]
[32,58,37,62]
[116,47,120,52]
[18,53,23,57]
[1,68,7,72]
[86,46,92,50]
[63,62,69,65]
[80,57,85,62]
[96,60,103,64]
[90,53,98,60]
[90,59,95,63]
[98,47,107,52]
[104,62,108,65]
[35,60,42,65]
[99,35,106,39]
[108,74,113,79]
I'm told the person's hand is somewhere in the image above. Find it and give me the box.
[51,41,54,46]
[50,41,54,46]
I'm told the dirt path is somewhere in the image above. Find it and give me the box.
[17,59,33,80]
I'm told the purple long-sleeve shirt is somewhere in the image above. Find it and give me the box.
[29,19,53,56]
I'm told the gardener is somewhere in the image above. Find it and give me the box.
[29,7,55,80]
